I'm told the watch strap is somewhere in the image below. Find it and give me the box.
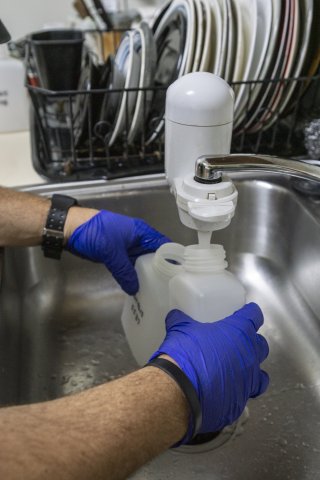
[42,194,78,259]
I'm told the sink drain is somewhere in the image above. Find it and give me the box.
[175,407,249,454]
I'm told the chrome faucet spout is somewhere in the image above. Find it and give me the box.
[195,154,320,184]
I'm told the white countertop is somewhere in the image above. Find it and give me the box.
[0,131,46,187]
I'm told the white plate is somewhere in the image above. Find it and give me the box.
[246,0,291,133]
[238,0,282,131]
[192,0,205,72]
[262,0,300,129]
[146,0,194,145]
[199,0,213,71]
[233,0,258,116]
[224,0,235,83]
[128,22,157,144]
[230,0,245,84]
[185,0,197,73]
[108,31,141,146]
[234,0,273,126]
[207,0,223,74]
[255,0,299,130]
[264,0,313,128]
[216,0,228,77]
[153,0,196,75]
[151,0,172,30]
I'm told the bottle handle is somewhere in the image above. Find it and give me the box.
[153,243,185,277]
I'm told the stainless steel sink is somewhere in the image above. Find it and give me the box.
[1,173,320,479]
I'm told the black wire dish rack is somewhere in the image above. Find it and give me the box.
[26,31,320,182]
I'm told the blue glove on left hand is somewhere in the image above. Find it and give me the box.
[67,210,170,295]
[149,303,269,443]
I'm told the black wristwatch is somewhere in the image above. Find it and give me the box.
[42,194,78,259]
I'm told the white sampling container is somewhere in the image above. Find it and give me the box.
[0,45,29,132]
[121,242,246,365]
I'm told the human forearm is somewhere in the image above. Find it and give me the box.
[0,186,50,245]
[0,186,170,295]
[0,186,97,247]
[0,364,189,480]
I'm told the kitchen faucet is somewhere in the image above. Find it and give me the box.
[194,153,320,184]
[165,72,320,244]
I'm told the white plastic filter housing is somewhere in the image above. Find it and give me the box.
[165,72,234,185]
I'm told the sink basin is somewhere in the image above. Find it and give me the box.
[1,173,320,479]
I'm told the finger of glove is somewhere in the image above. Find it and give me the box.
[251,370,270,398]
[165,309,195,331]
[256,333,269,363]
[105,257,139,296]
[225,302,264,333]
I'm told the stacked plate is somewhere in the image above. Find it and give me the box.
[94,0,320,146]
[151,0,320,133]
[97,21,157,146]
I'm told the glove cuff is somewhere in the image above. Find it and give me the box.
[146,357,202,446]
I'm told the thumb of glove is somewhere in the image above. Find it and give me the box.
[165,309,195,330]
[106,256,139,296]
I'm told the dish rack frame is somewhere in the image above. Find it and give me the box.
[25,31,320,182]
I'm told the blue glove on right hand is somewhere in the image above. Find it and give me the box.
[150,303,269,442]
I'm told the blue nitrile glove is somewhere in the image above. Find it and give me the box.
[149,302,269,443]
[67,210,170,295]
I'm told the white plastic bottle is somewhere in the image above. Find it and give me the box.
[121,243,184,366]
[121,243,246,366]
[0,45,29,133]
[169,244,246,323]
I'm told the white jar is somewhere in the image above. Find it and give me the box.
[0,45,29,132]
[121,243,246,366]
